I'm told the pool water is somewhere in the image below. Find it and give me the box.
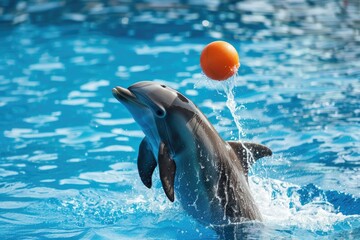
[0,0,359,239]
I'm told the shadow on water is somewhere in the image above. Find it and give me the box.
[214,222,266,240]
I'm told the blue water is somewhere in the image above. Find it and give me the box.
[0,0,359,239]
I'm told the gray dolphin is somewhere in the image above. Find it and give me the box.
[112,81,272,226]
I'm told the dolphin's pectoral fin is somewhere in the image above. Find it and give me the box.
[227,141,272,175]
[137,138,157,188]
[158,142,176,202]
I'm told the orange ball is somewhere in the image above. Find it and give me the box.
[200,41,240,81]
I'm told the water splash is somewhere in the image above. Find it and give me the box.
[195,74,246,140]
[221,77,246,141]
[249,177,360,234]
[195,74,360,237]
[195,74,259,172]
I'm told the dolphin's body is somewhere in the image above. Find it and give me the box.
[112,81,272,226]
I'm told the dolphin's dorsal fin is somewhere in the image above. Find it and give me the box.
[158,142,176,202]
[227,141,272,176]
[137,138,157,188]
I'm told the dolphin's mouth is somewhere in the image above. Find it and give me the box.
[112,86,144,106]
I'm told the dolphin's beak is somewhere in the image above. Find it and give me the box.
[112,86,140,105]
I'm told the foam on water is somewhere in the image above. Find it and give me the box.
[250,177,358,234]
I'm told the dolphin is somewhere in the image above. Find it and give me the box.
[112,81,272,226]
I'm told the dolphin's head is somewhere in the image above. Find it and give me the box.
[112,81,180,119]
[112,81,196,153]
[113,81,179,118]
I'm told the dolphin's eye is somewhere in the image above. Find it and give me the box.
[177,93,189,103]
[161,85,166,88]
[156,109,166,118]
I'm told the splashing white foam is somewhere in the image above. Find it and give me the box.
[249,176,350,233]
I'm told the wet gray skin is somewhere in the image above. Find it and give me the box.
[112,81,272,226]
